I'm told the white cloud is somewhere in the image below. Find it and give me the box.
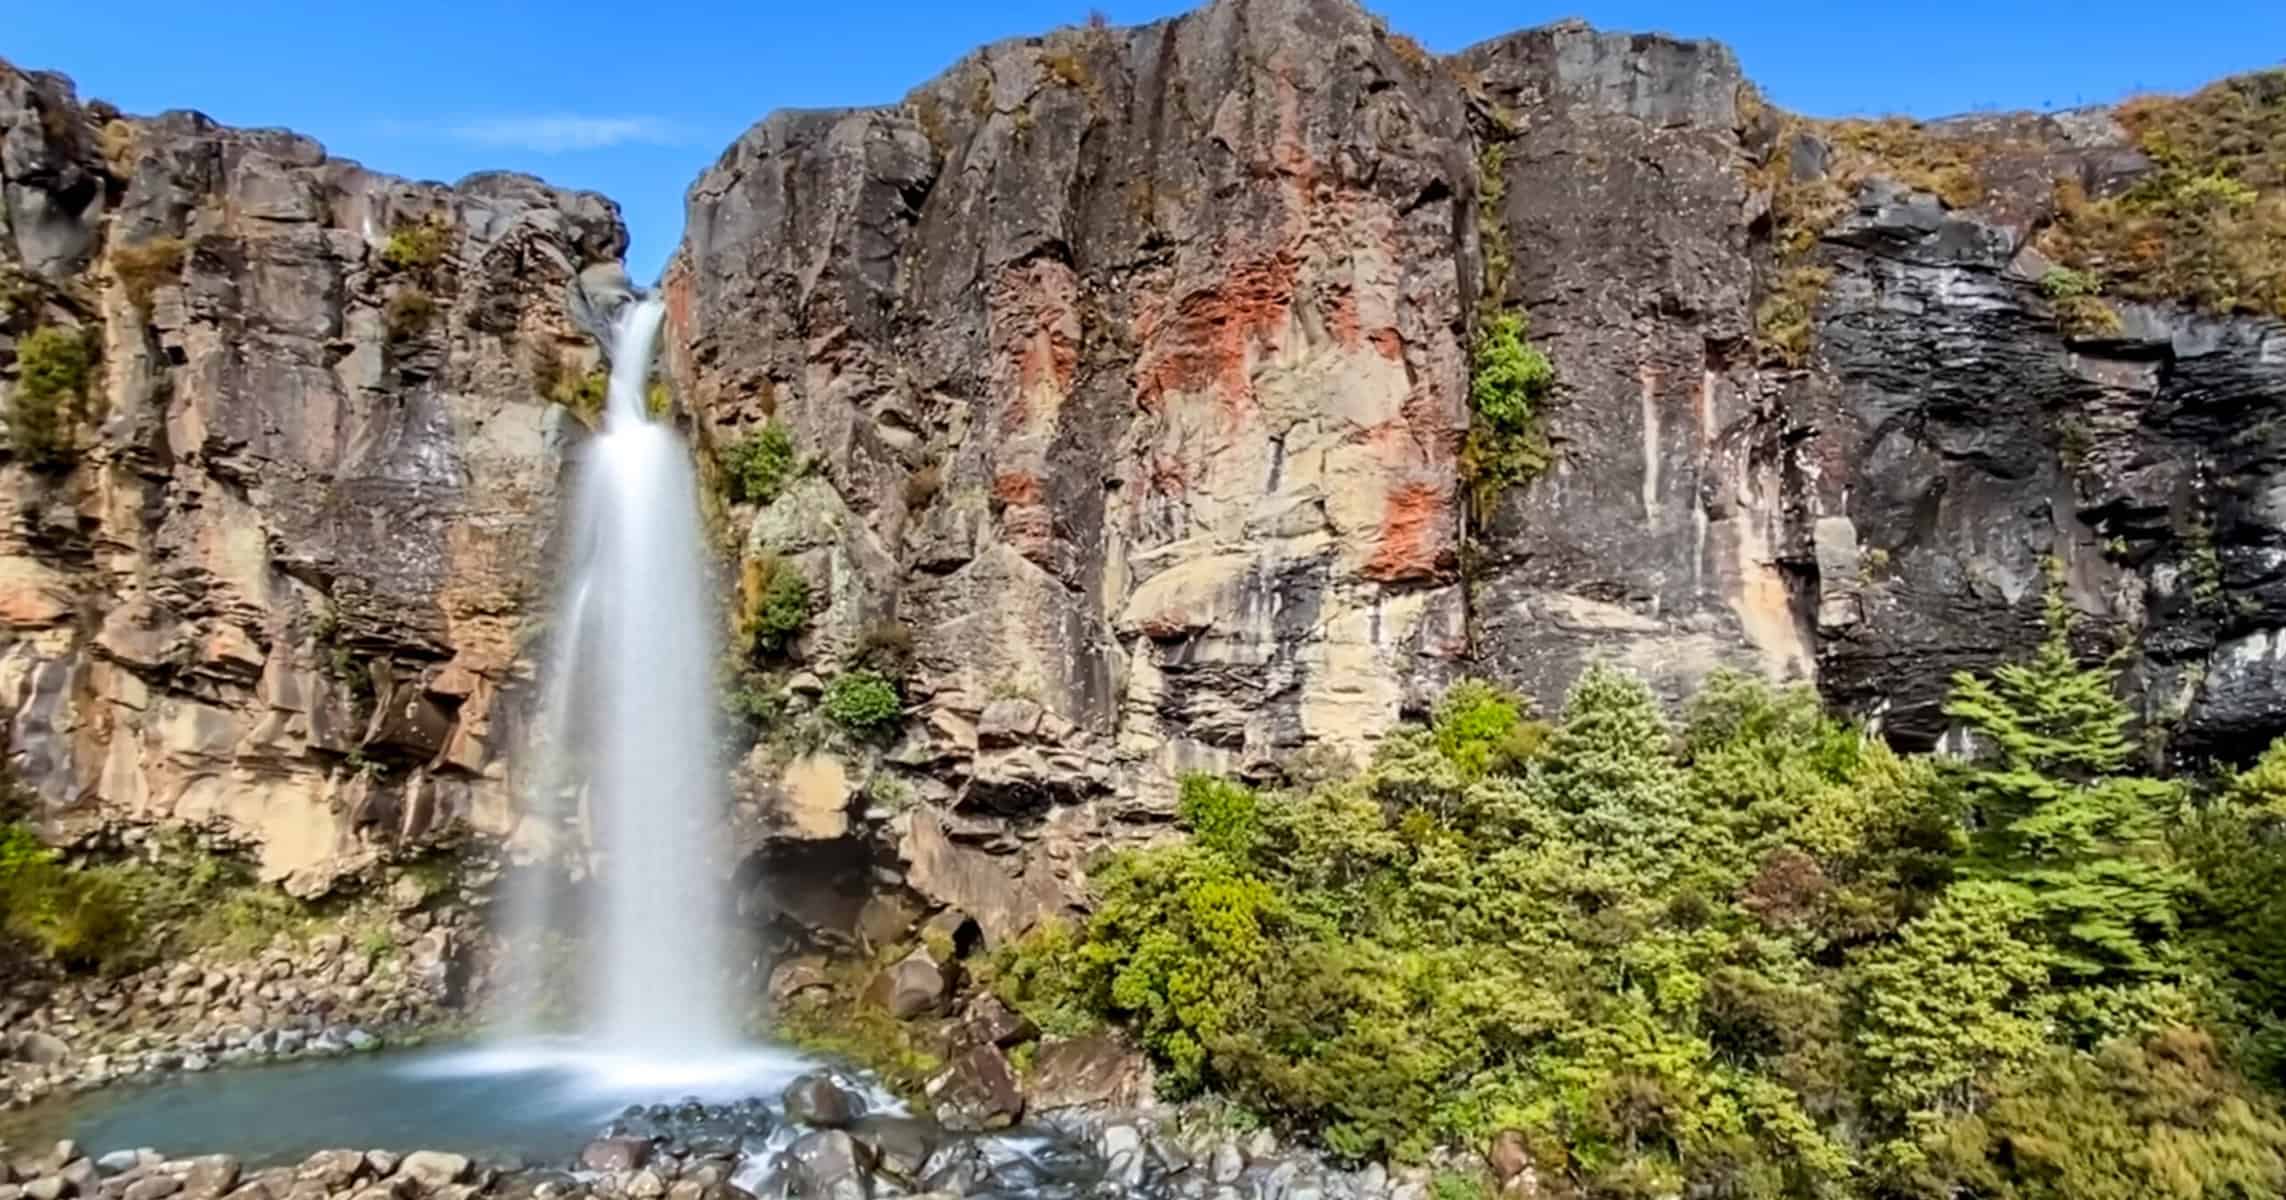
[416,115,686,153]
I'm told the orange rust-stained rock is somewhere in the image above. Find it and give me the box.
[1134,252,1300,417]
[1361,481,1458,584]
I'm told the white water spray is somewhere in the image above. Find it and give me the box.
[500,294,735,1066]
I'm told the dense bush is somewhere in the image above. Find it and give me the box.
[722,423,797,505]
[1459,310,1554,512]
[9,324,96,464]
[995,588,2286,1194]
[822,670,902,734]
[380,217,451,272]
[2,823,318,975]
[738,554,810,659]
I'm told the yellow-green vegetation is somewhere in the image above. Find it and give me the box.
[738,553,810,659]
[645,379,672,419]
[383,288,436,341]
[8,324,96,465]
[1754,265,1833,367]
[720,421,798,505]
[1754,115,1995,362]
[380,217,451,272]
[2040,70,2286,319]
[991,583,2286,1194]
[1461,142,1555,515]
[1460,311,1555,514]
[528,346,609,425]
[774,957,946,1097]
[1,824,324,974]
[822,670,902,734]
[2038,266,2124,338]
[110,237,185,311]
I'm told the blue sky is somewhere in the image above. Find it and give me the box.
[10,2,2282,281]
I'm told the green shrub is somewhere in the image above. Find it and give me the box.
[0,824,318,973]
[739,554,810,659]
[1459,310,1553,512]
[999,588,2286,1191]
[9,324,96,464]
[721,422,797,505]
[822,670,902,733]
[380,217,451,272]
[1177,774,1261,858]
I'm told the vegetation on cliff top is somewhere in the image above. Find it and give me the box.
[2041,68,2286,320]
[993,582,2286,1196]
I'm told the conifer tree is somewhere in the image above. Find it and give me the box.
[1942,577,2187,991]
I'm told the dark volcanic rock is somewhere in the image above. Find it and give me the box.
[780,1073,865,1130]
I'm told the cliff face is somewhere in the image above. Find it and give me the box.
[667,0,2286,938]
[5,0,2284,937]
[0,60,623,889]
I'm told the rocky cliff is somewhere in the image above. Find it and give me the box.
[0,59,624,889]
[664,0,2286,942]
[6,0,2284,942]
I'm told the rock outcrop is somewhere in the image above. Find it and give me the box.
[665,0,2286,941]
[0,58,623,887]
[6,0,2285,940]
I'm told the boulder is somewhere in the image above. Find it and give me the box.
[9,1032,69,1065]
[576,1140,648,1173]
[922,1045,1021,1133]
[295,1150,369,1190]
[861,950,950,1020]
[848,1117,938,1181]
[780,1073,864,1129]
[958,994,1036,1049]
[394,1153,467,1190]
[1024,1034,1150,1111]
[767,959,831,1005]
[122,1177,181,1200]
[785,1132,873,1200]
[180,1157,240,1200]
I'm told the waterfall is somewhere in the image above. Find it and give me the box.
[497,293,735,1068]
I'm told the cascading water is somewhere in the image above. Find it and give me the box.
[492,291,741,1073]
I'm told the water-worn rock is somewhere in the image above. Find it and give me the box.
[575,1140,648,1174]
[922,1045,1021,1132]
[179,1156,239,1200]
[780,1074,864,1129]
[122,1176,181,1200]
[861,950,951,1019]
[847,1117,937,1181]
[395,1153,467,1190]
[785,1132,874,1200]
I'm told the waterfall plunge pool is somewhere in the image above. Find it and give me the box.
[2,1039,848,1167]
